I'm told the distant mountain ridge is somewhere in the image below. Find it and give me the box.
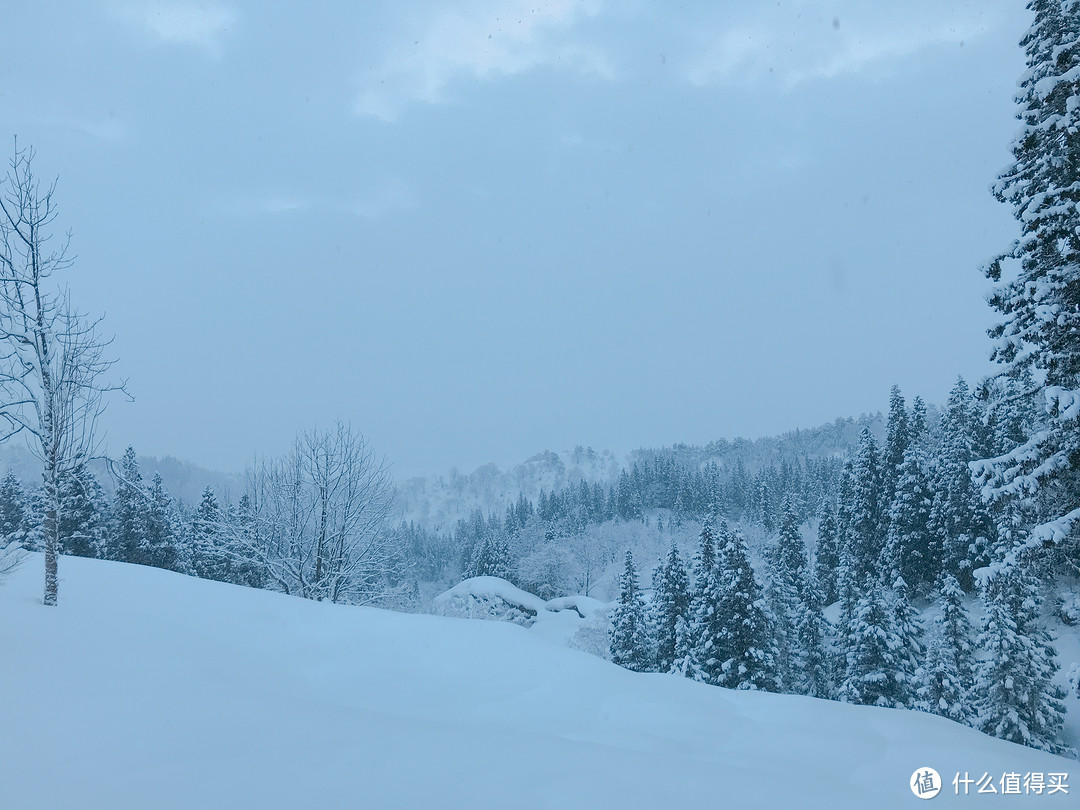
[0,443,243,507]
[0,410,913,526]
[395,412,900,532]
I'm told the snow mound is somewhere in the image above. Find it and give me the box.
[433,576,550,625]
[545,594,608,619]
[2,554,1074,810]
[432,577,610,630]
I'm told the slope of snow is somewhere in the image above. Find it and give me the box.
[1,554,1074,809]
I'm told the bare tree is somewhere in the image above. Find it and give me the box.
[0,142,125,605]
[224,422,396,604]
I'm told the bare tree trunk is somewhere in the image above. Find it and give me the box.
[43,505,58,605]
[0,140,125,606]
[315,482,327,587]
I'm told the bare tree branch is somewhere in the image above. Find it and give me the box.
[0,139,127,605]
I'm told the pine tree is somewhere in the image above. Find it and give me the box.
[610,550,651,672]
[928,379,995,591]
[770,505,828,697]
[58,464,106,559]
[890,576,924,709]
[883,443,935,593]
[670,614,693,677]
[0,470,28,549]
[228,492,266,587]
[715,525,780,692]
[831,535,860,691]
[917,574,976,724]
[919,634,968,724]
[764,558,795,691]
[974,0,1080,574]
[464,532,513,581]
[839,579,906,708]
[755,478,775,532]
[849,429,885,581]
[938,573,976,696]
[109,446,146,564]
[190,486,224,581]
[0,470,28,575]
[684,521,724,683]
[792,573,830,699]
[975,569,1069,754]
[883,385,910,506]
[141,473,180,571]
[814,501,840,605]
[650,539,690,673]
[911,395,929,446]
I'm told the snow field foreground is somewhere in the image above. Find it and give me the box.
[1,554,1073,809]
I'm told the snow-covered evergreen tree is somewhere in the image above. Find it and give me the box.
[911,395,929,445]
[883,385,910,506]
[793,573,830,699]
[190,486,225,581]
[0,470,28,550]
[670,613,693,677]
[975,568,1069,754]
[831,536,860,691]
[0,470,25,577]
[917,574,976,724]
[765,560,795,690]
[141,473,180,571]
[883,443,935,593]
[755,479,774,533]
[58,464,106,559]
[928,379,994,591]
[973,0,1080,576]
[610,550,651,673]
[890,576,924,709]
[839,579,907,708]
[109,447,146,564]
[715,525,780,692]
[814,500,840,606]
[768,504,828,696]
[684,521,724,684]
[226,492,268,588]
[650,539,690,673]
[465,533,513,581]
[849,429,885,582]
[919,633,968,725]
[983,371,1039,458]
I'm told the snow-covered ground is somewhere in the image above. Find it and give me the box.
[1,554,1074,809]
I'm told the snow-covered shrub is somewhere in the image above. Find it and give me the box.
[568,609,612,660]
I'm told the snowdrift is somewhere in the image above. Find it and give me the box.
[432,576,607,624]
[0,554,1073,809]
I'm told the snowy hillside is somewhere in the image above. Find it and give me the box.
[394,414,889,533]
[2,554,1073,809]
[396,447,622,531]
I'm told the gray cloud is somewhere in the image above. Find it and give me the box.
[354,0,612,122]
[685,1,1012,86]
[111,1,239,53]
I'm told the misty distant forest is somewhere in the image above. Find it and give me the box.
[1,0,1079,780]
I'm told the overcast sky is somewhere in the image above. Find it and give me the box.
[1,1,1031,479]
